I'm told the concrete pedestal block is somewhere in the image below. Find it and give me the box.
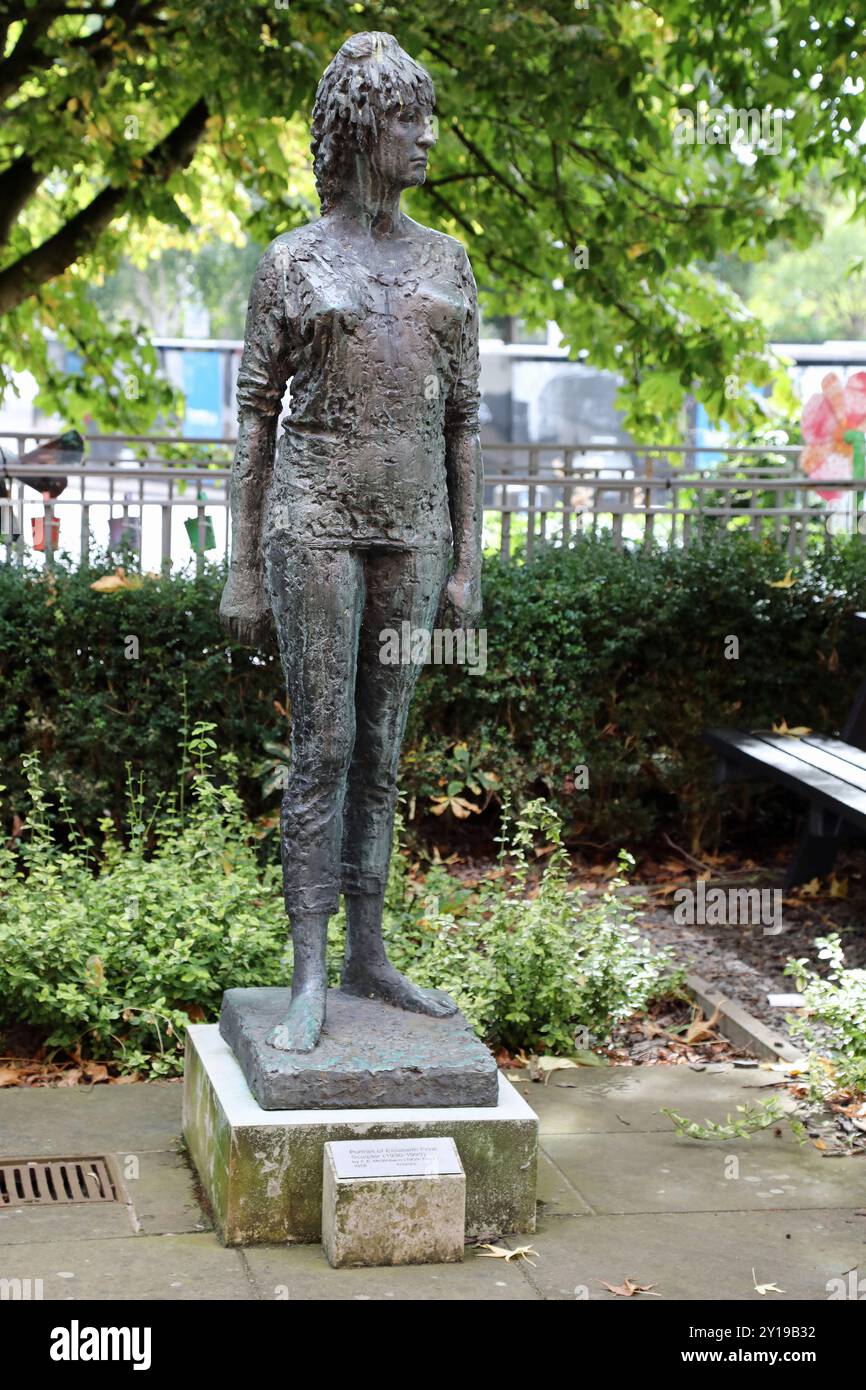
[322,1140,466,1268]
[183,1025,538,1247]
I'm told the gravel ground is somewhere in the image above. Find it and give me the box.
[623,844,866,1040]
[635,901,799,1033]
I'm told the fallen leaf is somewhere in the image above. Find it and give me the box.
[772,720,812,737]
[599,1277,660,1298]
[829,875,848,899]
[533,1051,608,1083]
[429,794,479,819]
[571,1048,609,1067]
[534,1056,580,1084]
[767,569,796,589]
[81,1060,109,1083]
[682,1004,722,1046]
[0,1065,22,1087]
[476,1243,538,1266]
[90,567,136,593]
[752,1268,786,1295]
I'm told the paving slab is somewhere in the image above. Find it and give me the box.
[542,1129,865,1215]
[0,1233,250,1301]
[111,1149,212,1236]
[536,1151,592,1217]
[242,1241,539,1300]
[521,1208,866,1301]
[509,1064,793,1135]
[0,1202,135,1246]
[0,1066,862,1301]
[0,1082,183,1154]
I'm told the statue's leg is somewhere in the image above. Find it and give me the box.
[340,545,457,1017]
[265,538,364,1050]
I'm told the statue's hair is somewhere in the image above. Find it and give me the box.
[311,32,435,213]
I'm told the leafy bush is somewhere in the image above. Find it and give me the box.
[0,743,678,1071]
[408,532,866,851]
[376,801,683,1054]
[0,558,284,839]
[785,935,866,1097]
[0,729,287,1075]
[4,533,866,851]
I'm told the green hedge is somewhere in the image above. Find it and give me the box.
[3,535,866,850]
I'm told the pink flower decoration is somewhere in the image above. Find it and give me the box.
[800,370,866,500]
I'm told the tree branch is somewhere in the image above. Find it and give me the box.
[0,10,55,104]
[0,0,157,105]
[0,97,209,316]
[450,121,533,208]
[0,1,166,244]
[0,155,44,246]
[425,170,485,188]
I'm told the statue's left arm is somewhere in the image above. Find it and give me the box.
[442,248,483,629]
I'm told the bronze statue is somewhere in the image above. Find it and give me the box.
[220,32,483,1053]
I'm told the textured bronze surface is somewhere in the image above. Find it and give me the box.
[219,989,499,1110]
[219,32,484,1065]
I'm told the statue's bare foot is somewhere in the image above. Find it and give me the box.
[266,986,326,1053]
[341,963,458,1017]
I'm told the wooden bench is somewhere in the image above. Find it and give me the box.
[705,612,866,888]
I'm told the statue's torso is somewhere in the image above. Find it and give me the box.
[265,219,474,551]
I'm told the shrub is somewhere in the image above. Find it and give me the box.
[784,935,866,1098]
[0,729,287,1075]
[0,558,284,839]
[376,800,683,1053]
[0,746,679,1071]
[4,533,866,851]
[407,532,866,851]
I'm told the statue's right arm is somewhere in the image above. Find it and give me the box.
[220,242,295,647]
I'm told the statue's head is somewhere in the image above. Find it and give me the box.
[311,32,436,212]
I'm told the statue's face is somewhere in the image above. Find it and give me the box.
[371,101,436,189]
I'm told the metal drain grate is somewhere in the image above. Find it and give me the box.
[0,1157,118,1206]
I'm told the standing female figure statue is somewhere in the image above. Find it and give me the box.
[220,32,483,1053]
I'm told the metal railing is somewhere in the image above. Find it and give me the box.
[0,433,857,569]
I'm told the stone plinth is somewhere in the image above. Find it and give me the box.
[218,987,499,1110]
[183,1025,538,1247]
[322,1139,465,1268]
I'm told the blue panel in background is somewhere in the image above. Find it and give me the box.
[693,402,728,469]
[694,383,768,469]
[182,351,222,438]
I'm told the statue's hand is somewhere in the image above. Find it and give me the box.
[220,568,272,648]
[440,569,481,631]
